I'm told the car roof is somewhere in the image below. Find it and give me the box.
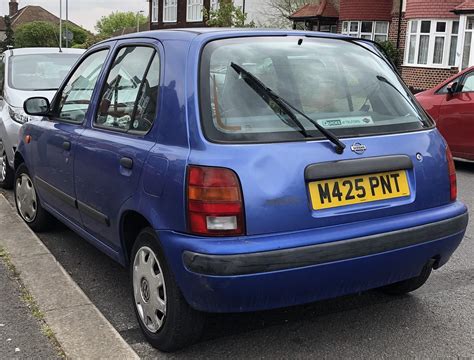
[105,28,351,44]
[2,47,85,57]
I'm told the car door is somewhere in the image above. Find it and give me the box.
[31,48,111,224]
[74,44,160,249]
[437,71,474,159]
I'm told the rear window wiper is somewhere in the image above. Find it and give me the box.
[230,63,310,140]
[231,62,346,154]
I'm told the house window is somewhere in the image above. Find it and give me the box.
[342,21,389,42]
[187,0,203,22]
[151,0,159,23]
[405,19,459,68]
[163,0,177,22]
[210,0,219,11]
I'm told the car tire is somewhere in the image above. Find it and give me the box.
[0,147,14,189]
[14,163,53,232]
[130,228,205,352]
[379,260,434,295]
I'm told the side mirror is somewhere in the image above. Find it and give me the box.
[447,82,458,94]
[24,97,50,116]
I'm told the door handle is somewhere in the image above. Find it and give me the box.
[62,141,71,151]
[120,157,133,170]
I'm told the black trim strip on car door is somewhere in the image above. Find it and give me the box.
[77,201,110,227]
[305,155,414,181]
[35,176,110,227]
[35,176,77,209]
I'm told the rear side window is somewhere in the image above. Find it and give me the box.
[95,46,160,134]
[200,37,431,143]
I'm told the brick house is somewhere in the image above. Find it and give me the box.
[149,0,214,29]
[0,0,84,41]
[148,0,263,30]
[290,0,474,91]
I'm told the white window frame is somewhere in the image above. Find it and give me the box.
[187,0,204,22]
[404,19,459,69]
[210,0,219,11]
[163,0,177,23]
[151,0,159,23]
[341,21,389,42]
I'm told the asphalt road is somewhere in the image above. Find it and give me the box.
[1,162,473,359]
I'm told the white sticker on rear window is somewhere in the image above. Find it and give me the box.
[317,116,374,128]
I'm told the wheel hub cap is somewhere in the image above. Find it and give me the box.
[133,246,167,333]
[140,278,150,303]
[15,174,37,223]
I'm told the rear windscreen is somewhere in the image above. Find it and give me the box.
[9,53,80,91]
[199,37,432,143]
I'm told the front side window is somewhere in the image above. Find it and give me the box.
[187,0,203,22]
[57,50,109,124]
[9,53,80,91]
[95,46,160,134]
[342,21,389,42]
[405,19,459,68]
[200,37,430,143]
[163,0,177,22]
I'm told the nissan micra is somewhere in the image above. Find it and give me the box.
[16,29,468,352]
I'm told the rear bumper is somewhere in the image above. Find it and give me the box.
[183,213,468,276]
[158,202,468,313]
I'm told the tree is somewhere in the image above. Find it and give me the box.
[204,1,255,27]
[378,40,401,66]
[73,33,108,49]
[1,16,15,51]
[15,21,59,48]
[95,11,148,37]
[14,21,90,48]
[262,0,314,28]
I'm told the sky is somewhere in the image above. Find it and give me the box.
[0,0,149,32]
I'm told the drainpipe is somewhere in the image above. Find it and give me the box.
[396,0,403,49]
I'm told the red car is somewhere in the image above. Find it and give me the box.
[416,66,474,161]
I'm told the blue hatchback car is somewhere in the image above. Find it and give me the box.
[17,29,468,351]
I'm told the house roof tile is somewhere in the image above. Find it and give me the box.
[405,0,463,19]
[339,0,394,21]
[453,0,474,12]
[289,0,339,20]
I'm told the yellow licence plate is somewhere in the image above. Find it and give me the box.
[309,170,410,210]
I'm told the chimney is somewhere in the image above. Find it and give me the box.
[9,0,18,16]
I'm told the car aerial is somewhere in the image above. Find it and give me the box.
[416,66,474,161]
[0,47,84,188]
[15,29,468,352]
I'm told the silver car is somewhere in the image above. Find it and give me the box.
[0,47,84,188]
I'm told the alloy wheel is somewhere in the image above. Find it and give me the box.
[16,173,37,222]
[133,246,167,333]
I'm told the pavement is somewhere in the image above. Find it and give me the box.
[0,259,60,359]
[0,161,473,359]
[0,195,139,359]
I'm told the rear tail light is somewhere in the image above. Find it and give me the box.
[446,147,457,201]
[187,166,245,236]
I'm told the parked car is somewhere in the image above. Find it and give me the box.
[16,30,468,352]
[416,66,474,161]
[0,47,84,188]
